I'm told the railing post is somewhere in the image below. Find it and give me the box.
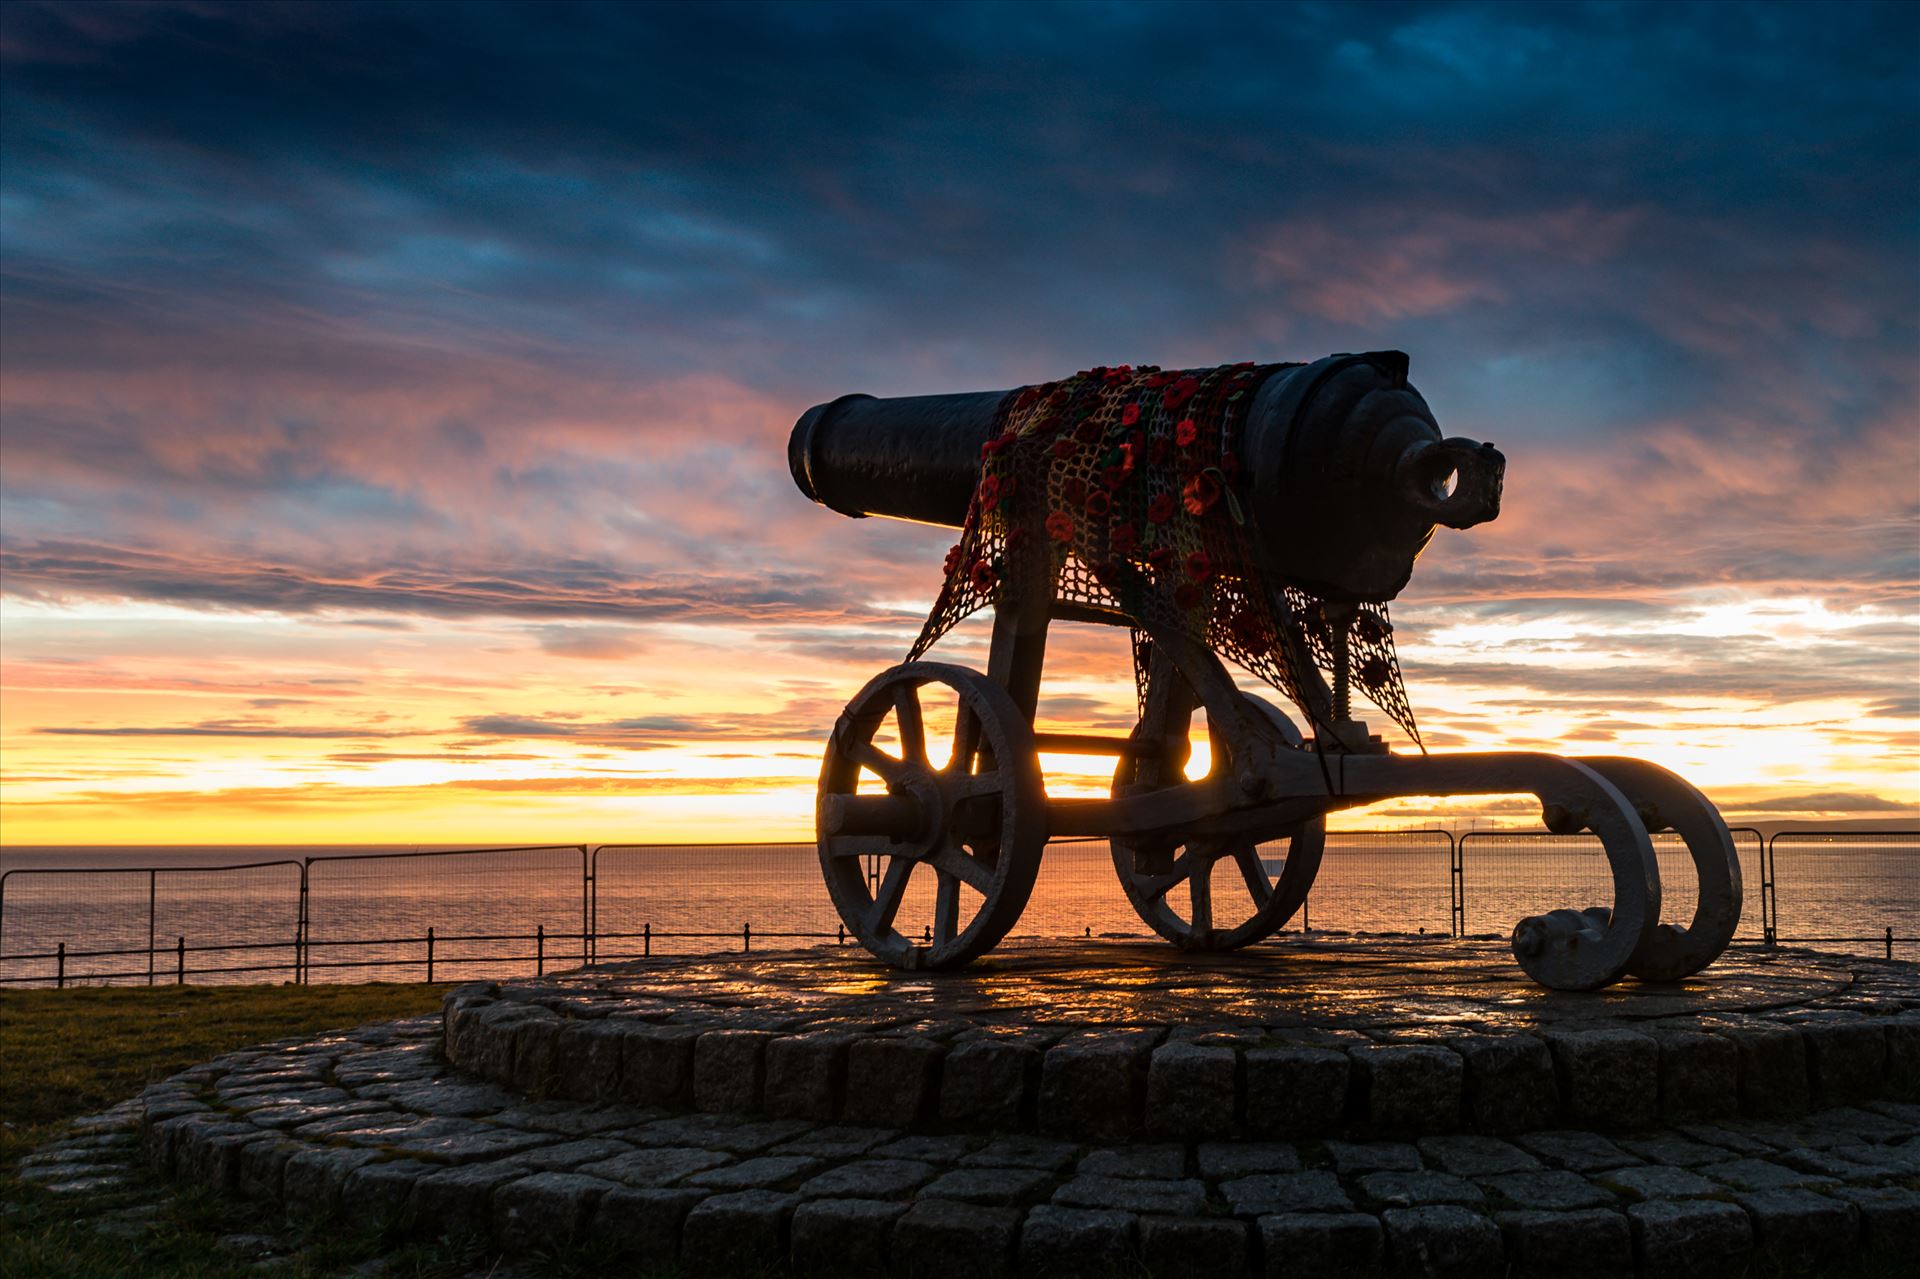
[56,941,65,989]
[1888,927,1895,961]
[148,869,157,987]
[837,923,845,945]
[537,924,545,977]
[426,927,435,983]
[743,921,752,953]
[176,935,185,985]
[644,921,652,957]
[1450,832,1465,938]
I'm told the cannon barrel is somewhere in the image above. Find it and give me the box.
[790,352,1504,602]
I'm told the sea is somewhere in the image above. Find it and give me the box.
[1,833,1912,986]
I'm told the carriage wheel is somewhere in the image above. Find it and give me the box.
[817,662,1046,970]
[1111,688,1327,951]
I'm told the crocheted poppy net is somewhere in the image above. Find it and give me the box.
[906,361,1420,748]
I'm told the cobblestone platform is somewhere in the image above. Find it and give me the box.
[448,939,1920,1139]
[68,1001,1917,1278]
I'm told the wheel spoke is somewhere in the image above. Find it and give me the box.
[933,871,961,947]
[951,704,982,776]
[893,686,928,763]
[848,739,908,783]
[865,858,914,934]
[1231,844,1274,906]
[931,841,994,893]
[1139,850,1197,903]
[1190,859,1214,932]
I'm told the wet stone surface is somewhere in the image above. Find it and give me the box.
[16,940,1919,1277]
[444,939,1920,1139]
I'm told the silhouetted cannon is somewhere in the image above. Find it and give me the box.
[791,352,1505,602]
[789,352,1741,992]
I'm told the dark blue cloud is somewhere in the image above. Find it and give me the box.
[1,0,1915,621]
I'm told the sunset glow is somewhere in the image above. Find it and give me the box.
[3,2,1915,845]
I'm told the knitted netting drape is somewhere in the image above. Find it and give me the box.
[906,362,1421,748]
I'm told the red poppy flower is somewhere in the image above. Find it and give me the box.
[1174,418,1198,447]
[969,559,998,593]
[1174,582,1203,609]
[1120,403,1141,427]
[1103,364,1133,384]
[1183,471,1222,516]
[1144,371,1177,389]
[1359,656,1391,686]
[1099,465,1128,492]
[1073,416,1104,444]
[1052,437,1079,460]
[1186,550,1213,583]
[1085,489,1111,519]
[943,543,966,575]
[1045,511,1075,543]
[977,474,1002,511]
[1148,546,1174,573]
[1230,607,1273,651]
[1062,477,1088,507]
[1111,522,1138,555]
[1163,376,1201,410]
[1007,525,1028,552]
[1147,491,1176,524]
[1352,612,1389,644]
[1149,437,1169,466]
[980,431,1018,459]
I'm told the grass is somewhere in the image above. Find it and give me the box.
[0,982,451,1168]
[0,982,458,1278]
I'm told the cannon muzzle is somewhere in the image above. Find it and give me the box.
[790,352,1504,602]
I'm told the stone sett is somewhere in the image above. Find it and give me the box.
[1260,1213,1384,1278]
[1077,1143,1185,1179]
[550,1020,626,1103]
[790,1197,907,1276]
[920,1165,1055,1207]
[617,1023,702,1109]
[1220,1170,1350,1216]
[1244,1045,1349,1139]
[961,1135,1081,1172]
[1699,1156,1838,1192]
[279,1146,379,1218]
[1197,1141,1300,1178]
[938,1037,1039,1129]
[1018,1205,1135,1279]
[409,1160,531,1240]
[1616,1133,1731,1166]
[1145,1041,1237,1140]
[1713,1020,1811,1116]
[1055,1174,1208,1217]
[493,1171,615,1251]
[1736,1187,1859,1264]
[337,1158,432,1222]
[577,1145,731,1188]
[1628,1197,1752,1278]
[1140,1214,1250,1278]
[1885,1014,1920,1100]
[234,1137,302,1203]
[1451,1034,1559,1133]
[1325,1140,1421,1173]
[1802,1020,1888,1105]
[1830,1185,1920,1251]
[509,1012,563,1094]
[691,1028,774,1114]
[1417,1134,1540,1176]
[775,1124,897,1158]
[586,1186,704,1265]
[1382,1204,1504,1279]
[1351,1043,1463,1133]
[1038,1030,1157,1143]
[1648,1026,1740,1122]
[1545,1029,1659,1130]
[874,1133,978,1162]
[842,1035,944,1128]
[684,1153,821,1189]
[1358,1170,1485,1208]
[679,1188,800,1276]
[1480,1169,1618,1211]
[891,1199,1020,1279]
[761,1031,850,1121]
[1495,1207,1633,1279]
[1602,1163,1721,1200]
[1513,1130,1638,1172]
[798,1157,938,1199]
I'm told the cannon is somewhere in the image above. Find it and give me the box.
[791,352,1742,990]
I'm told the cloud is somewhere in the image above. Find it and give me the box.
[1733,791,1911,814]
[37,719,408,739]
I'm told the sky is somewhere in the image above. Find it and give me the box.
[1,0,1916,845]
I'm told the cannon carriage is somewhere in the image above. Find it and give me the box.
[790,353,1742,991]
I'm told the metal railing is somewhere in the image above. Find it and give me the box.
[0,828,1911,987]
